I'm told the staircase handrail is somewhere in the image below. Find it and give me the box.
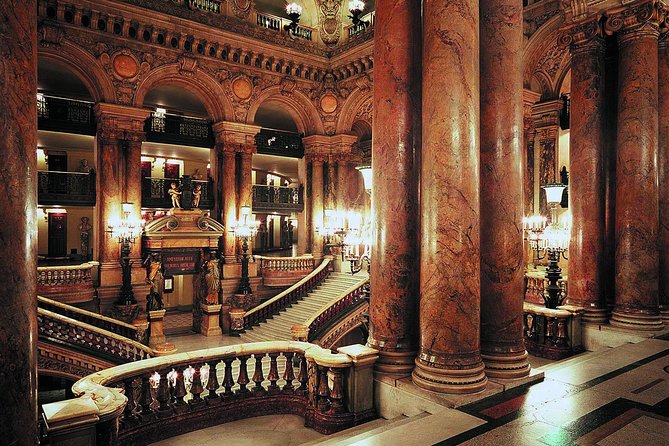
[37,295,145,343]
[38,308,154,363]
[256,255,315,274]
[241,257,332,330]
[302,275,369,341]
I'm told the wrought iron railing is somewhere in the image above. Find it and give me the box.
[256,12,313,40]
[346,11,375,38]
[188,0,222,14]
[37,94,96,135]
[252,184,304,211]
[38,170,96,206]
[142,176,214,209]
[145,113,214,147]
[254,128,304,158]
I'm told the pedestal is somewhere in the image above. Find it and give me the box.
[201,304,223,336]
[337,345,379,421]
[148,309,167,347]
[110,303,140,324]
[232,293,255,311]
[229,308,245,335]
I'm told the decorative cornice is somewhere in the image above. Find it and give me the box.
[94,103,150,139]
[559,16,604,50]
[605,0,667,41]
[212,121,261,152]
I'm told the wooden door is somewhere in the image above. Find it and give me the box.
[48,212,67,257]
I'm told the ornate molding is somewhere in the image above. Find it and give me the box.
[605,0,667,39]
[559,16,604,49]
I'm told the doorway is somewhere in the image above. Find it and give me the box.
[47,212,67,258]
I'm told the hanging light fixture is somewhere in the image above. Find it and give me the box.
[356,165,372,193]
[348,0,369,27]
[284,3,302,35]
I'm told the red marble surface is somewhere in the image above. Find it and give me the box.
[126,139,143,259]
[479,0,529,377]
[659,38,669,309]
[369,0,420,375]
[414,0,487,393]
[222,150,237,263]
[612,26,661,326]
[310,158,324,259]
[238,150,253,256]
[97,135,122,263]
[568,33,607,316]
[0,1,39,441]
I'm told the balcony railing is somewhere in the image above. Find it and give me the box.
[255,128,304,158]
[256,12,313,40]
[37,263,97,308]
[37,94,96,135]
[38,170,96,206]
[145,113,214,148]
[252,184,304,212]
[346,11,375,38]
[188,0,222,14]
[142,176,214,210]
[257,255,315,287]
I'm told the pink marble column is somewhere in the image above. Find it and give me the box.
[479,0,530,379]
[336,156,349,213]
[96,130,123,264]
[238,148,254,256]
[659,34,669,323]
[414,0,487,393]
[125,137,144,260]
[563,20,608,323]
[0,0,38,441]
[222,149,237,263]
[369,0,420,376]
[607,1,663,330]
[310,156,324,260]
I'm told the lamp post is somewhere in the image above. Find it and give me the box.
[108,202,141,305]
[284,2,302,35]
[230,206,259,295]
[348,0,369,27]
[542,182,566,224]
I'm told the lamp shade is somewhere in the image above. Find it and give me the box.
[543,183,566,205]
[286,2,302,14]
[356,165,372,192]
[348,0,365,11]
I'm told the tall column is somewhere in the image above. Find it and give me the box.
[659,33,669,322]
[221,149,237,263]
[369,0,420,376]
[607,0,664,330]
[238,148,254,256]
[310,156,324,260]
[479,0,530,379]
[562,19,608,323]
[125,136,144,260]
[414,0,487,393]
[523,90,541,215]
[0,1,38,442]
[531,101,562,219]
[325,156,336,211]
[336,156,349,213]
[96,130,123,264]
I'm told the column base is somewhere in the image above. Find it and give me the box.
[481,351,531,379]
[581,308,609,324]
[373,350,417,377]
[610,310,663,331]
[660,305,669,324]
[412,358,488,394]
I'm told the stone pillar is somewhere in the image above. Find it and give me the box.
[325,156,336,211]
[659,33,669,322]
[310,156,325,260]
[96,127,122,265]
[479,0,530,379]
[607,1,664,330]
[125,137,144,260]
[523,90,541,215]
[414,0,487,394]
[562,19,608,323]
[238,148,254,257]
[0,1,38,442]
[222,149,237,263]
[336,156,349,213]
[531,101,562,219]
[297,157,310,255]
[369,0,420,377]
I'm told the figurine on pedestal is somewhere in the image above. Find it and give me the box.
[144,252,164,312]
[78,216,92,260]
[204,251,221,305]
[77,158,94,174]
[192,183,202,208]
[168,182,182,209]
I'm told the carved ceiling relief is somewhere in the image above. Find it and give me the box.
[318,0,342,46]
[231,0,254,19]
[98,47,151,105]
[306,71,351,135]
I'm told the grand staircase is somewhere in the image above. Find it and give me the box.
[239,271,369,342]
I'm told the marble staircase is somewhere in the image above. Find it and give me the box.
[239,272,368,343]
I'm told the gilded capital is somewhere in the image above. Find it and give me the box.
[605,0,667,41]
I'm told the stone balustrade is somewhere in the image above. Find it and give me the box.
[524,267,568,306]
[523,303,584,359]
[257,255,315,287]
[37,262,98,308]
[43,342,379,445]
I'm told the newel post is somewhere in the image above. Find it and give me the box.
[337,345,379,421]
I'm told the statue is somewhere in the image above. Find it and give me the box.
[204,252,220,305]
[192,183,202,208]
[191,168,204,180]
[78,217,92,260]
[77,159,93,174]
[144,253,164,312]
[168,182,182,209]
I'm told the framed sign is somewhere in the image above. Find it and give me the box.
[162,249,201,276]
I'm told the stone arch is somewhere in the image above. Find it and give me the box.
[247,87,324,135]
[133,64,233,121]
[336,88,372,135]
[38,42,114,103]
[523,14,569,100]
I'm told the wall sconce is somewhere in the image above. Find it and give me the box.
[284,3,302,35]
[356,165,372,194]
[348,0,369,27]
[543,182,567,223]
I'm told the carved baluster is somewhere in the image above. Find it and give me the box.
[156,370,171,413]
[190,365,204,404]
[297,354,308,394]
[556,317,569,348]
[316,365,330,413]
[252,353,266,396]
[139,374,154,415]
[206,360,220,401]
[282,352,295,393]
[173,367,187,406]
[222,358,235,399]
[267,352,280,394]
[123,378,137,422]
[328,367,345,414]
[236,355,250,396]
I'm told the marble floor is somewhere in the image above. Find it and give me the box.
[154,332,669,445]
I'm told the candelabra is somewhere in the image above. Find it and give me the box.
[348,0,369,27]
[230,206,259,295]
[108,203,142,305]
[284,2,302,35]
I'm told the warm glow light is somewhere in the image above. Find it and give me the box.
[356,165,372,192]
[286,2,302,14]
[539,225,570,252]
[154,107,167,118]
[348,0,365,12]
[122,202,133,214]
[522,215,547,232]
[543,183,566,205]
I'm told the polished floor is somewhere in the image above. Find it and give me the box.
[154,332,669,445]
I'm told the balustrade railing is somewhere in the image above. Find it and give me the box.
[257,255,315,287]
[142,176,214,209]
[188,0,222,13]
[255,128,304,157]
[38,308,154,363]
[523,303,584,359]
[236,258,332,332]
[37,263,97,308]
[37,94,95,135]
[145,113,214,147]
[252,184,304,211]
[57,341,376,444]
[346,11,375,38]
[525,269,567,305]
[38,170,96,206]
[256,12,313,40]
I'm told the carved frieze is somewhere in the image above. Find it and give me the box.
[318,0,342,46]
[605,0,668,37]
[230,0,254,19]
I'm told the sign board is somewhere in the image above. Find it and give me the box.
[162,249,201,276]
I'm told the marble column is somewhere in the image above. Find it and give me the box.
[479,0,530,379]
[310,156,325,260]
[531,101,562,219]
[607,1,663,330]
[222,149,237,263]
[238,148,254,257]
[125,136,144,260]
[414,0,487,393]
[96,128,123,264]
[336,156,349,213]
[563,20,608,323]
[369,0,420,376]
[0,0,38,442]
[523,90,541,215]
[325,156,336,212]
[659,33,669,322]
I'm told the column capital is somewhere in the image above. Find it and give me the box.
[302,134,359,158]
[605,0,667,42]
[531,99,563,132]
[212,121,260,153]
[523,89,542,131]
[560,16,605,53]
[94,103,150,140]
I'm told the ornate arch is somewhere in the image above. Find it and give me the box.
[336,87,372,134]
[246,87,325,135]
[523,14,570,100]
[133,63,234,121]
[38,42,115,103]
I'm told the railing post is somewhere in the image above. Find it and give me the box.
[336,345,378,421]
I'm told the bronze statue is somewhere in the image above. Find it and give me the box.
[78,216,92,260]
[144,253,164,311]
